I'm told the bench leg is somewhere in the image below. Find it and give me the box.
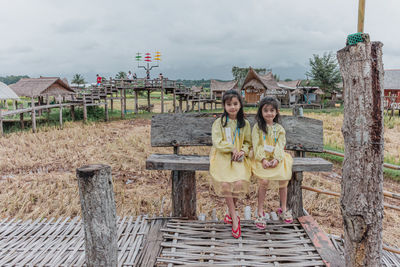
[287,171,304,219]
[171,170,196,219]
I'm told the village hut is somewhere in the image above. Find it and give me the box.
[0,82,19,100]
[295,86,323,106]
[210,80,239,99]
[384,69,400,110]
[190,85,203,94]
[241,68,286,105]
[277,80,302,106]
[9,77,74,98]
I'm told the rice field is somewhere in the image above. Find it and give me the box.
[0,109,399,248]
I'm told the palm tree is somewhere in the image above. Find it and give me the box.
[72,74,86,88]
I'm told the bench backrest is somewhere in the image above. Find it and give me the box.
[151,113,324,152]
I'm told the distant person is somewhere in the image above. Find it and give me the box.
[127,71,133,80]
[158,73,164,80]
[133,73,137,79]
[96,74,102,86]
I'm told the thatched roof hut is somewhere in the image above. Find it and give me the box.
[241,68,286,104]
[0,82,19,100]
[190,85,203,94]
[9,77,74,97]
[210,80,238,99]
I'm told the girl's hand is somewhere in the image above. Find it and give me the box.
[262,159,270,169]
[269,159,279,168]
[236,150,245,161]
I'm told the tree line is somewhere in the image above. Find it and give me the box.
[0,75,29,85]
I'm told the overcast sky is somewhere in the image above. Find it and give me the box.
[1,0,399,82]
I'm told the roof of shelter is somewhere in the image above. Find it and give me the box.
[241,68,281,91]
[9,77,74,97]
[190,85,203,93]
[278,80,302,88]
[0,82,20,100]
[210,80,239,92]
[384,69,400,90]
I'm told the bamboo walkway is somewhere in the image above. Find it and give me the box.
[0,215,399,266]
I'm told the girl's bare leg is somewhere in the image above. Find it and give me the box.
[258,180,268,217]
[279,182,288,212]
[225,197,238,229]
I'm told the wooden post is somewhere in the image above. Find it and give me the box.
[31,97,36,133]
[76,164,118,267]
[0,109,3,136]
[179,96,183,113]
[70,105,75,121]
[123,88,127,114]
[20,112,24,129]
[186,96,189,112]
[197,96,200,113]
[161,81,165,114]
[173,88,176,113]
[105,96,109,122]
[58,95,63,129]
[83,95,87,124]
[134,90,139,114]
[337,41,384,266]
[171,170,196,219]
[358,0,366,33]
[120,91,125,119]
[147,90,151,112]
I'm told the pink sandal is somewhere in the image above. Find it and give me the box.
[232,217,241,239]
[255,212,266,230]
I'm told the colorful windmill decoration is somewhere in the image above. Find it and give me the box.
[154,51,161,62]
[144,53,152,62]
[135,52,142,63]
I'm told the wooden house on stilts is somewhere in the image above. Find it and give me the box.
[241,67,287,105]
[210,79,239,100]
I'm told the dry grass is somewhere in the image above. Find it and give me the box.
[0,112,399,248]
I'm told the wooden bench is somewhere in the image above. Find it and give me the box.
[146,113,332,219]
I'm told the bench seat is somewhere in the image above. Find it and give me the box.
[146,154,332,172]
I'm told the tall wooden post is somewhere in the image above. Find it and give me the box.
[337,41,384,266]
[134,90,139,114]
[31,97,36,133]
[123,88,127,114]
[147,90,151,112]
[58,95,63,129]
[0,109,3,136]
[120,91,125,119]
[76,164,118,267]
[161,81,165,114]
[83,95,87,124]
[173,88,176,113]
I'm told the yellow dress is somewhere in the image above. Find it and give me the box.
[209,117,252,198]
[252,123,293,188]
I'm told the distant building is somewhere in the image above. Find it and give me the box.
[241,68,286,105]
[210,80,239,100]
[384,69,400,110]
[9,77,74,97]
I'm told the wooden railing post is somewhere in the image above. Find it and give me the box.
[83,95,87,123]
[31,97,36,133]
[0,109,3,136]
[76,164,118,267]
[58,95,63,129]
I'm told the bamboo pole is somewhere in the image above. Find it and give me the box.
[83,95,87,124]
[358,0,366,33]
[324,149,400,171]
[301,185,400,212]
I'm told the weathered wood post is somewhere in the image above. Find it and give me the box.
[83,94,88,124]
[58,95,63,129]
[161,80,165,114]
[123,88,127,114]
[31,97,36,133]
[0,109,3,136]
[147,90,151,111]
[76,164,118,267]
[286,107,304,218]
[120,90,125,119]
[337,40,384,266]
[134,90,139,114]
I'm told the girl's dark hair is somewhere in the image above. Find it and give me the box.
[221,89,245,128]
[256,97,280,134]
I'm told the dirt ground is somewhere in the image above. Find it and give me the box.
[0,116,399,248]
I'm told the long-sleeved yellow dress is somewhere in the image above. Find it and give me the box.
[252,123,293,188]
[209,117,252,198]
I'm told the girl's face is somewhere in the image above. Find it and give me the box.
[261,104,277,124]
[224,96,241,119]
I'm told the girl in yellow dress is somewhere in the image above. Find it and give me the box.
[252,97,293,229]
[209,90,252,239]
